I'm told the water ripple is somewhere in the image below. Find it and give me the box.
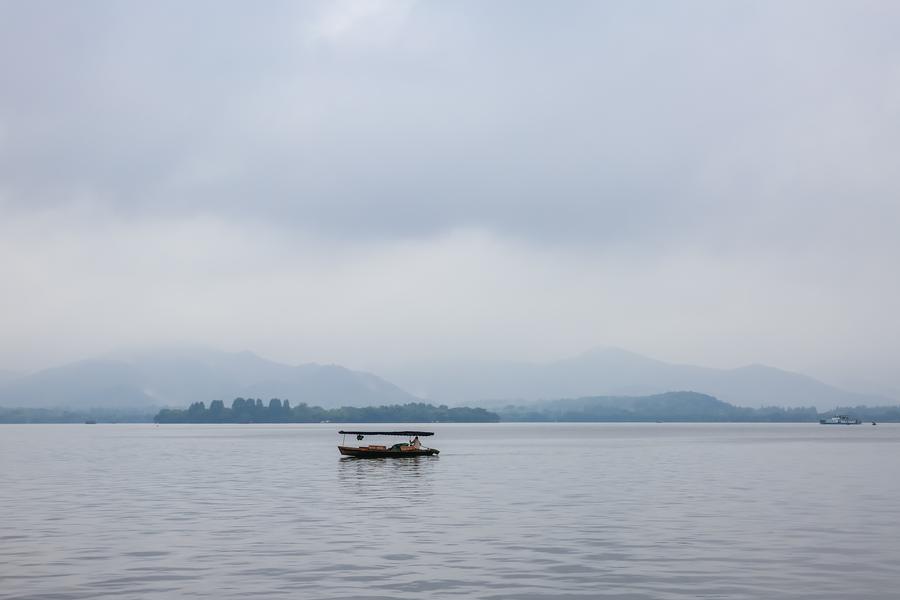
[1,423,899,599]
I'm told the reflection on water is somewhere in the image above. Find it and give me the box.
[338,454,436,477]
[2,423,900,600]
[338,455,437,502]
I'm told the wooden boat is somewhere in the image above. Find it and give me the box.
[338,430,440,458]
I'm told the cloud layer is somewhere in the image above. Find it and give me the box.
[1,1,898,392]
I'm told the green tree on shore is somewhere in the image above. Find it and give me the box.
[154,399,501,424]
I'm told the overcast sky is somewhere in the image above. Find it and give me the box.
[1,1,898,392]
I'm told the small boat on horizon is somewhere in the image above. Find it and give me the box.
[338,430,440,458]
[819,415,862,425]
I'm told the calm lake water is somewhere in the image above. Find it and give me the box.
[2,423,899,599]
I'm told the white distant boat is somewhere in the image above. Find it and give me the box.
[819,415,862,425]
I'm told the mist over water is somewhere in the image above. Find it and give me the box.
[2,423,899,599]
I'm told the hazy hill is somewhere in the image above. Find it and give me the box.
[498,391,818,422]
[386,347,891,410]
[4,346,888,412]
[0,347,420,410]
[0,369,24,385]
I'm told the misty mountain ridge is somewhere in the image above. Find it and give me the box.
[0,347,419,410]
[1,345,891,412]
[0,369,24,386]
[385,347,893,410]
[499,391,817,422]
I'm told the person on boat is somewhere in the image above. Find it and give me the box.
[410,436,421,449]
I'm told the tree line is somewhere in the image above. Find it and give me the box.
[153,398,500,423]
[496,392,900,422]
[0,406,154,424]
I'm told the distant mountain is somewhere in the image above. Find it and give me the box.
[498,391,819,422]
[0,369,24,386]
[0,347,420,410]
[385,347,892,410]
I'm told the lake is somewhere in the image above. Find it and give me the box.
[2,423,899,599]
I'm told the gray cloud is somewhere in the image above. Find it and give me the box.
[4,1,896,240]
[1,1,898,391]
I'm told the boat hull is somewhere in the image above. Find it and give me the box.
[338,446,439,458]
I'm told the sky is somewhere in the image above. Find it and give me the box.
[1,1,898,394]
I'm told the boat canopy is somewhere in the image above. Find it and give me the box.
[338,430,434,436]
